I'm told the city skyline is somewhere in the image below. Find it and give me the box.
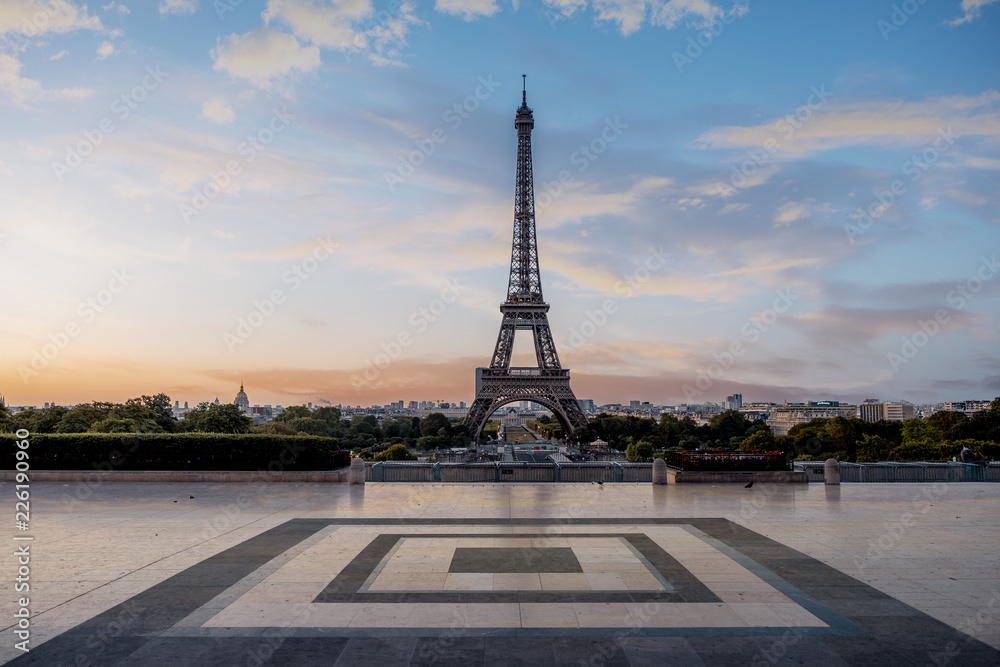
[3,0,1000,408]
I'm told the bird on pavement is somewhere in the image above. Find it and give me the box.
[744,481,754,489]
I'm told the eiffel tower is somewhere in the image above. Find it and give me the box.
[464,77,588,442]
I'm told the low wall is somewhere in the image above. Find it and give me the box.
[666,469,807,484]
[0,469,350,483]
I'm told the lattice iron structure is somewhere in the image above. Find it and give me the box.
[465,77,588,442]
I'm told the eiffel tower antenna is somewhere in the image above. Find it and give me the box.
[464,80,587,443]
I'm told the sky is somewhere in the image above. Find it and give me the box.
[1,0,999,410]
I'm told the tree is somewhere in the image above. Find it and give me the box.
[855,434,893,462]
[181,403,252,433]
[420,413,451,438]
[625,439,654,462]
[902,419,943,445]
[373,444,417,461]
[709,410,748,444]
[569,424,598,445]
[274,405,311,422]
[11,406,69,434]
[255,422,298,435]
[285,417,329,436]
[55,404,110,433]
[739,430,776,453]
[89,416,161,433]
[129,394,176,432]
[0,400,10,433]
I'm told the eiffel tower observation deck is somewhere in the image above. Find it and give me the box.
[464,77,588,442]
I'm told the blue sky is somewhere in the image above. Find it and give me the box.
[2,0,999,408]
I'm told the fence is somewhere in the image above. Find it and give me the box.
[366,461,652,482]
[794,461,1000,483]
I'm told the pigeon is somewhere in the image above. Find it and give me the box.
[597,481,604,486]
[744,481,754,489]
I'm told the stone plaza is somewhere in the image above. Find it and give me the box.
[2,480,999,665]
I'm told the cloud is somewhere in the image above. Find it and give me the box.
[651,0,724,29]
[435,0,501,20]
[0,0,102,37]
[947,0,1000,25]
[262,0,420,66]
[264,0,373,49]
[693,91,1000,158]
[159,0,197,15]
[773,200,812,227]
[49,49,68,60]
[0,52,94,106]
[540,0,741,36]
[200,96,236,124]
[96,40,114,60]
[211,28,321,90]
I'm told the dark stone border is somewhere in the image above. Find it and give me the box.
[313,533,718,604]
[10,518,1000,666]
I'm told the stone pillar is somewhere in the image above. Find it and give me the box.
[652,458,668,485]
[824,458,840,485]
[349,457,366,485]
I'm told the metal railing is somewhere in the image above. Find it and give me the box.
[365,460,653,482]
[793,461,1000,482]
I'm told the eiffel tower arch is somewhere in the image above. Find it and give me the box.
[464,77,588,443]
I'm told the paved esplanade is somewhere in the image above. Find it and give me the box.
[2,482,999,665]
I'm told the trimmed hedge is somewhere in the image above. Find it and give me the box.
[4,433,349,471]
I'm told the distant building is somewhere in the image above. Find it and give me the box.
[234,383,250,415]
[944,400,991,417]
[859,399,915,422]
[725,393,743,411]
[578,399,596,413]
[883,401,915,421]
[768,401,857,436]
[630,400,641,409]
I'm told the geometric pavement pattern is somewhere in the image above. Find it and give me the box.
[8,518,1000,666]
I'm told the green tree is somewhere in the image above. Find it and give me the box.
[274,405,311,422]
[89,416,161,433]
[254,422,299,435]
[709,410,748,444]
[739,430,776,453]
[625,439,654,462]
[11,406,68,434]
[55,403,110,433]
[286,417,330,436]
[420,413,451,438]
[373,443,417,461]
[181,403,252,433]
[902,419,943,445]
[855,434,893,462]
[127,394,176,432]
[0,400,11,433]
